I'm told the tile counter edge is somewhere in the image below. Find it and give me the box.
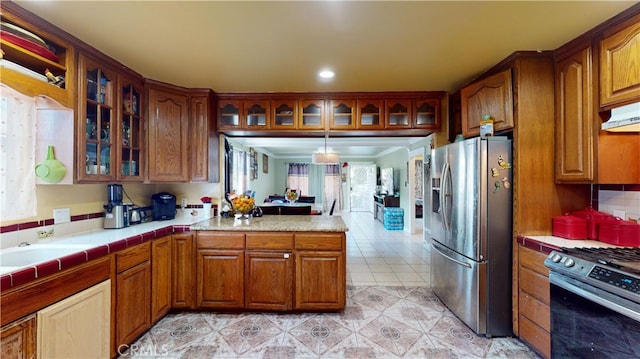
[517,235,624,254]
[0,212,212,290]
[190,215,349,232]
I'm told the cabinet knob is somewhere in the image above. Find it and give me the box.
[284,253,290,259]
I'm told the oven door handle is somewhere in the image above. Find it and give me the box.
[549,272,640,322]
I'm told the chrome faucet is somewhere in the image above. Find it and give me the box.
[18,241,30,247]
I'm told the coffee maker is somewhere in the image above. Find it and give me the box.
[104,184,129,229]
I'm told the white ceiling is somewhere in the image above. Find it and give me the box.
[12,1,637,158]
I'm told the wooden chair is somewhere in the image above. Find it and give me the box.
[281,205,311,215]
[258,206,281,215]
[297,196,316,203]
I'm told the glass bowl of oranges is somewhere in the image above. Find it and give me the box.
[231,194,255,218]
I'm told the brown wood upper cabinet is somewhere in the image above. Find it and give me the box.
[329,99,356,129]
[413,98,440,129]
[599,15,640,108]
[147,84,190,182]
[461,69,514,137]
[76,53,118,182]
[356,99,385,130]
[245,100,271,130]
[217,93,442,133]
[271,100,299,129]
[555,43,596,183]
[385,99,412,129]
[0,3,75,108]
[299,99,326,130]
[189,89,214,183]
[147,82,215,183]
[217,99,243,129]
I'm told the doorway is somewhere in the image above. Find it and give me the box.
[349,164,376,212]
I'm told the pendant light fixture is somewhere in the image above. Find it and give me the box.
[312,133,339,164]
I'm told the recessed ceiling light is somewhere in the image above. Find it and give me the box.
[318,70,335,79]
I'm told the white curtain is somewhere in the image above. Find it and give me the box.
[0,84,37,221]
[287,163,309,196]
[230,148,249,194]
[324,164,341,213]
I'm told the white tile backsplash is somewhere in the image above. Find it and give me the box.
[1,218,105,250]
[599,190,640,221]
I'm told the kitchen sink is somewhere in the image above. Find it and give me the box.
[0,244,93,268]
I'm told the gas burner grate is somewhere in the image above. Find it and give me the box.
[563,247,640,262]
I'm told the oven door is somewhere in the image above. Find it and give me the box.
[549,272,640,358]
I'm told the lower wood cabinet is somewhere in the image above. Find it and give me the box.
[196,232,245,309]
[171,232,195,309]
[0,314,35,359]
[115,242,151,349]
[193,231,346,312]
[245,232,294,311]
[37,280,111,359]
[245,251,294,311]
[295,233,346,310]
[517,245,550,359]
[151,235,172,324]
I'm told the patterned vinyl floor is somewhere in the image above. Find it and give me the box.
[119,212,539,358]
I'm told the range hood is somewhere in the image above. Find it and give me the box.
[601,102,640,132]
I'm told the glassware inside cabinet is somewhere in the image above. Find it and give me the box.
[84,66,113,177]
[121,83,141,177]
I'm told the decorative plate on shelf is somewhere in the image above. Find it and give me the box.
[0,59,48,82]
[1,30,58,62]
[1,21,48,48]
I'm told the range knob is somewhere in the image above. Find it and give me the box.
[564,258,575,267]
[551,254,562,263]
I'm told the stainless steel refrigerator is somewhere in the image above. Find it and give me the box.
[424,136,513,337]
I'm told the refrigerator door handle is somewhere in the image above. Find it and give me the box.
[441,161,452,232]
[432,243,472,269]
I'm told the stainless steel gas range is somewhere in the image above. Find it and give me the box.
[544,247,640,358]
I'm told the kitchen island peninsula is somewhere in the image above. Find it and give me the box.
[188,215,348,312]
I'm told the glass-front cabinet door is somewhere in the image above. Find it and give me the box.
[356,99,384,130]
[78,54,116,181]
[271,100,298,129]
[413,98,440,129]
[385,99,412,129]
[329,99,355,129]
[119,77,143,180]
[217,99,243,130]
[299,99,325,130]
[244,100,270,129]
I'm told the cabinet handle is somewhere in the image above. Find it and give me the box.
[284,253,290,259]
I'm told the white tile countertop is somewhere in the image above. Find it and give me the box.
[0,212,349,289]
[0,210,212,279]
[524,235,624,249]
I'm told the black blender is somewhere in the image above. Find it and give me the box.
[104,184,128,229]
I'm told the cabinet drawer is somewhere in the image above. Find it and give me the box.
[519,315,550,359]
[518,291,550,331]
[246,233,293,250]
[519,246,549,275]
[520,267,550,305]
[295,233,344,251]
[197,232,245,249]
[116,242,150,273]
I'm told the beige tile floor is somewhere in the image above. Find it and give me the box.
[120,211,539,358]
[342,211,430,287]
